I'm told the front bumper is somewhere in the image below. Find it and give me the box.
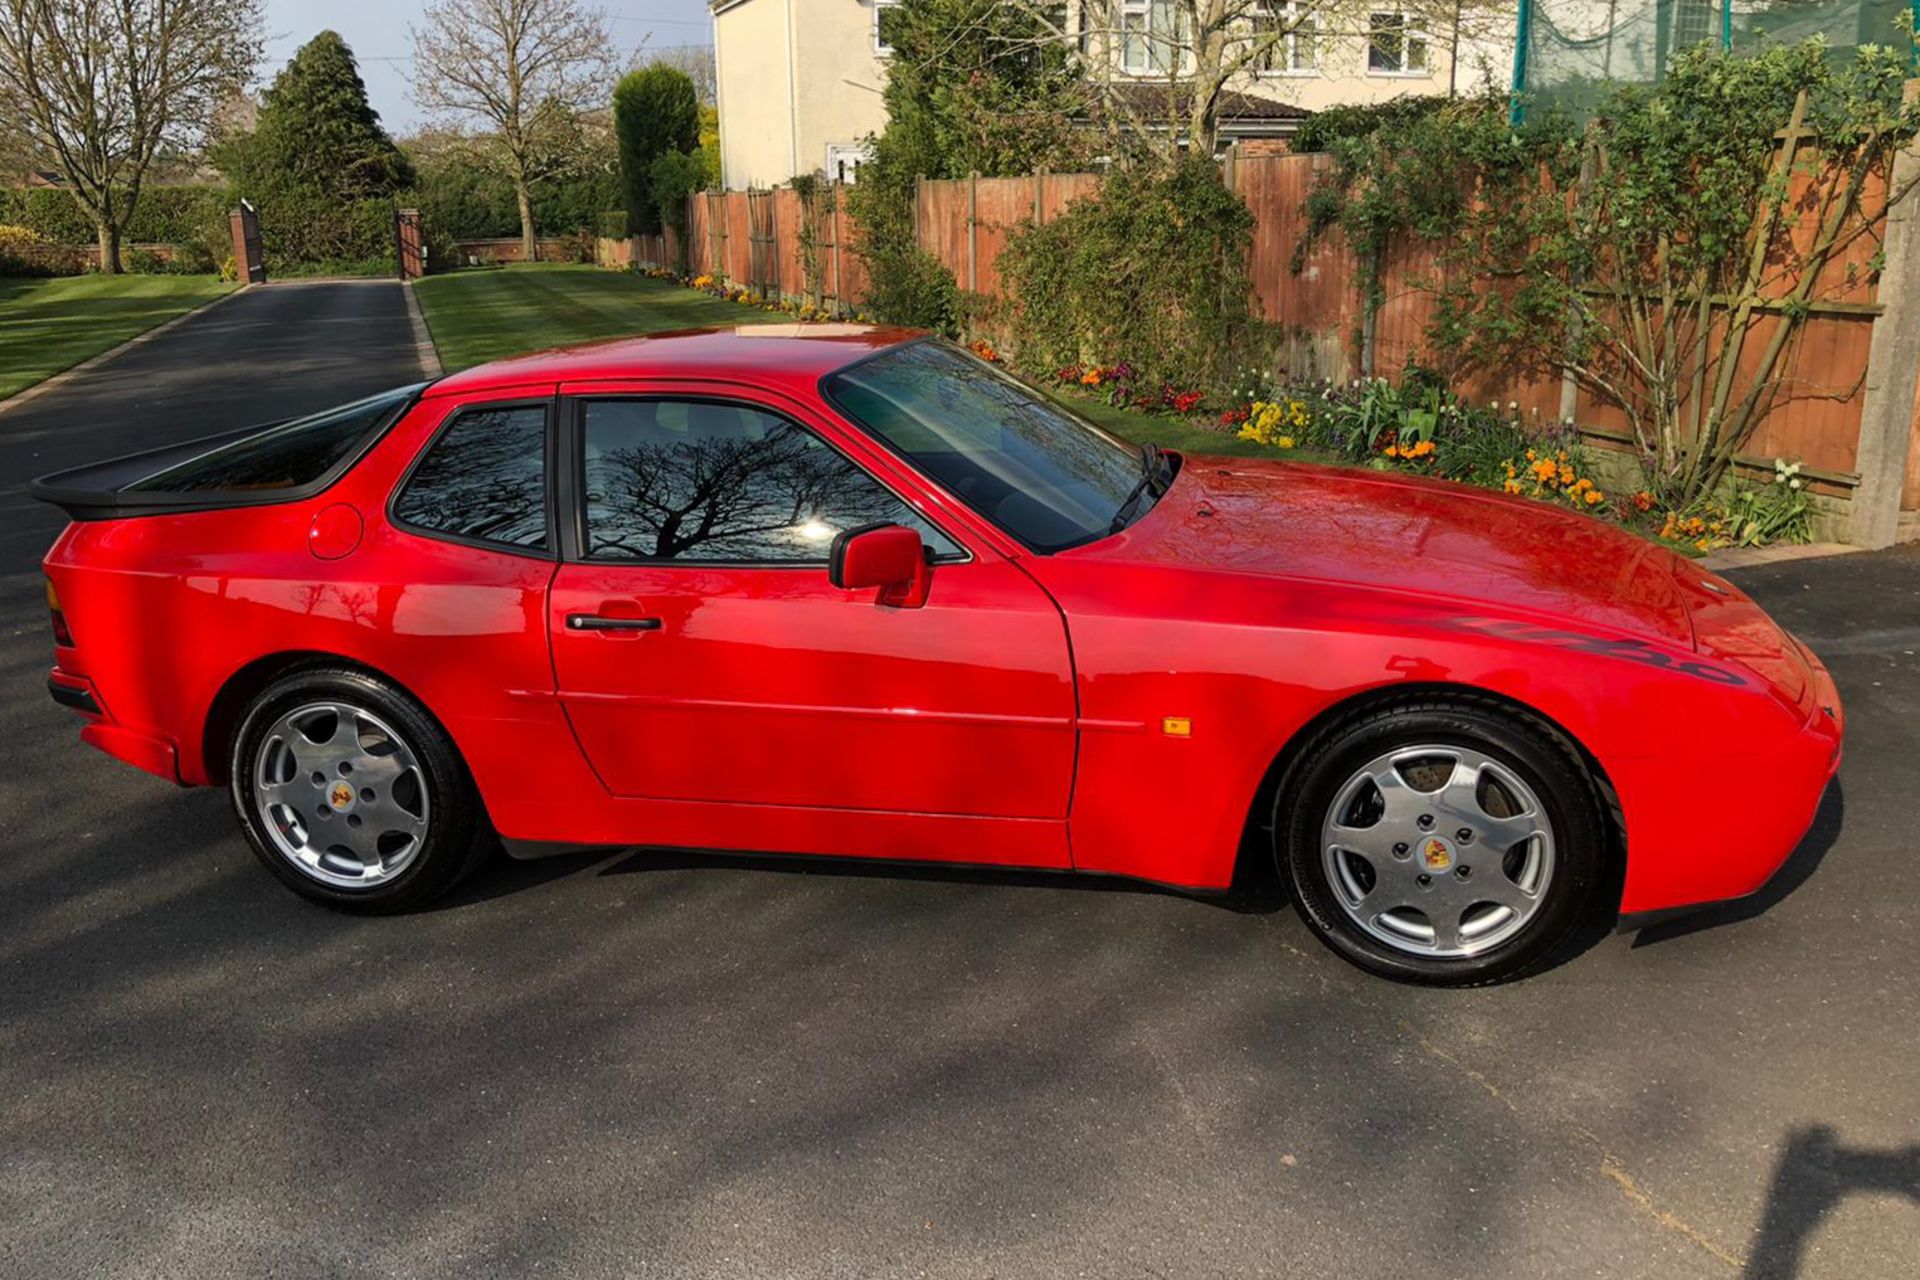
[1614,646,1842,918]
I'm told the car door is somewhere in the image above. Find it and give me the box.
[546,386,1077,839]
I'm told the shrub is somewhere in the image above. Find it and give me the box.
[999,156,1258,395]
[0,223,76,276]
[648,149,710,272]
[614,64,700,235]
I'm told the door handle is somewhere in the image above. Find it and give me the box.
[566,614,663,632]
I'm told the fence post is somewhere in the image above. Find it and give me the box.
[1850,116,1920,547]
[915,175,927,254]
[1033,166,1045,227]
[831,183,844,316]
[967,171,979,295]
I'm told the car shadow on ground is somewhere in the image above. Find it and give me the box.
[1747,1124,1920,1279]
[1628,778,1844,949]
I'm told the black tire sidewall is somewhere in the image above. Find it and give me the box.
[1276,702,1607,985]
[228,667,483,913]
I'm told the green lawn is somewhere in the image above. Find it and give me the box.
[411,264,792,371]
[0,275,235,400]
[410,264,1326,460]
[1069,393,1338,461]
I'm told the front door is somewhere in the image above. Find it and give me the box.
[547,391,1077,831]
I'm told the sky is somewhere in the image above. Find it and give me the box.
[260,0,715,135]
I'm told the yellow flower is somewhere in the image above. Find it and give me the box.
[1276,435,1295,450]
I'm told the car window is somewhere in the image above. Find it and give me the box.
[392,405,549,551]
[123,384,422,493]
[823,341,1148,553]
[580,399,962,563]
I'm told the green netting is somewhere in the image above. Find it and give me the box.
[1515,0,1918,121]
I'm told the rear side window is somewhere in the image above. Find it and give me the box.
[393,405,550,551]
[123,385,420,493]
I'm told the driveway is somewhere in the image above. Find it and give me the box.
[1,284,1916,1279]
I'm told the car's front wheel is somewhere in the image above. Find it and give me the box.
[1275,697,1611,985]
[229,667,493,912]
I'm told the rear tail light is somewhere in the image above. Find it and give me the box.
[45,576,73,647]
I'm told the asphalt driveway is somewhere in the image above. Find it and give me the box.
[0,283,1915,1278]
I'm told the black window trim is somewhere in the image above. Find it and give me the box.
[560,390,974,569]
[387,395,561,561]
[817,336,1152,557]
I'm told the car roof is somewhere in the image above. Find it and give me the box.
[424,324,928,397]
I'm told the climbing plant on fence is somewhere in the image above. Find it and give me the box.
[999,155,1259,396]
[1294,40,1920,507]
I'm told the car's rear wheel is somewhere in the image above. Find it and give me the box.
[1274,697,1609,985]
[229,667,492,912]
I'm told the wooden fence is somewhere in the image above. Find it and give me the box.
[622,138,1919,533]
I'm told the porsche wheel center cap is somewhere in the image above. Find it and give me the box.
[1419,836,1454,872]
[327,780,357,814]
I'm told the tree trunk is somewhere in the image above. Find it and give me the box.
[95,220,122,274]
[516,181,537,262]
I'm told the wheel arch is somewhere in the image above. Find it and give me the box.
[201,651,449,787]
[1236,681,1627,897]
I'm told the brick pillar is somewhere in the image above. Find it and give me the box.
[228,203,264,284]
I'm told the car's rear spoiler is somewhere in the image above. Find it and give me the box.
[29,422,286,521]
[29,384,425,522]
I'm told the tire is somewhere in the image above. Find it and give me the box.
[1274,696,1610,986]
[228,666,494,913]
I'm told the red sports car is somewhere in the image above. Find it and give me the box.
[33,327,1842,984]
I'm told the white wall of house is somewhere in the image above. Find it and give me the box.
[712,0,892,189]
[711,1,1518,190]
[1072,1,1515,112]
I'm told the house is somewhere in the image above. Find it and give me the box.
[710,1,1516,189]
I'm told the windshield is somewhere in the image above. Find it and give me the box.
[823,341,1160,552]
[124,384,422,493]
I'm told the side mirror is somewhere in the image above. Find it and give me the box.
[828,523,931,608]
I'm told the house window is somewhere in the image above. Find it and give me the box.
[1368,12,1429,75]
[826,142,872,184]
[1121,0,1188,76]
[1666,0,1717,59]
[1251,2,1316,75]
[873,0,903,55]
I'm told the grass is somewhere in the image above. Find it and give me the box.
[411,264,792,371]
[1068,392,1342,462]
[0,274,235,400]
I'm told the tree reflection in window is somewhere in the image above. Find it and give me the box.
[393,406,549,549]
[582,400,959,562]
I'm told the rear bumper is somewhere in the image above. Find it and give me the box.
[49,665,183,785]
[47,671,101,715]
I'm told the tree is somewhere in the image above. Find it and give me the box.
[411,0,614,260]
[0,0,262,272]
[613,63,699,235]
[1043,1,1347,160]
[646,44,716,106]
[223,31,413,202]
[1401,0,1514,98]
[1296,42,1920,506]
[849,0,1094,329]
